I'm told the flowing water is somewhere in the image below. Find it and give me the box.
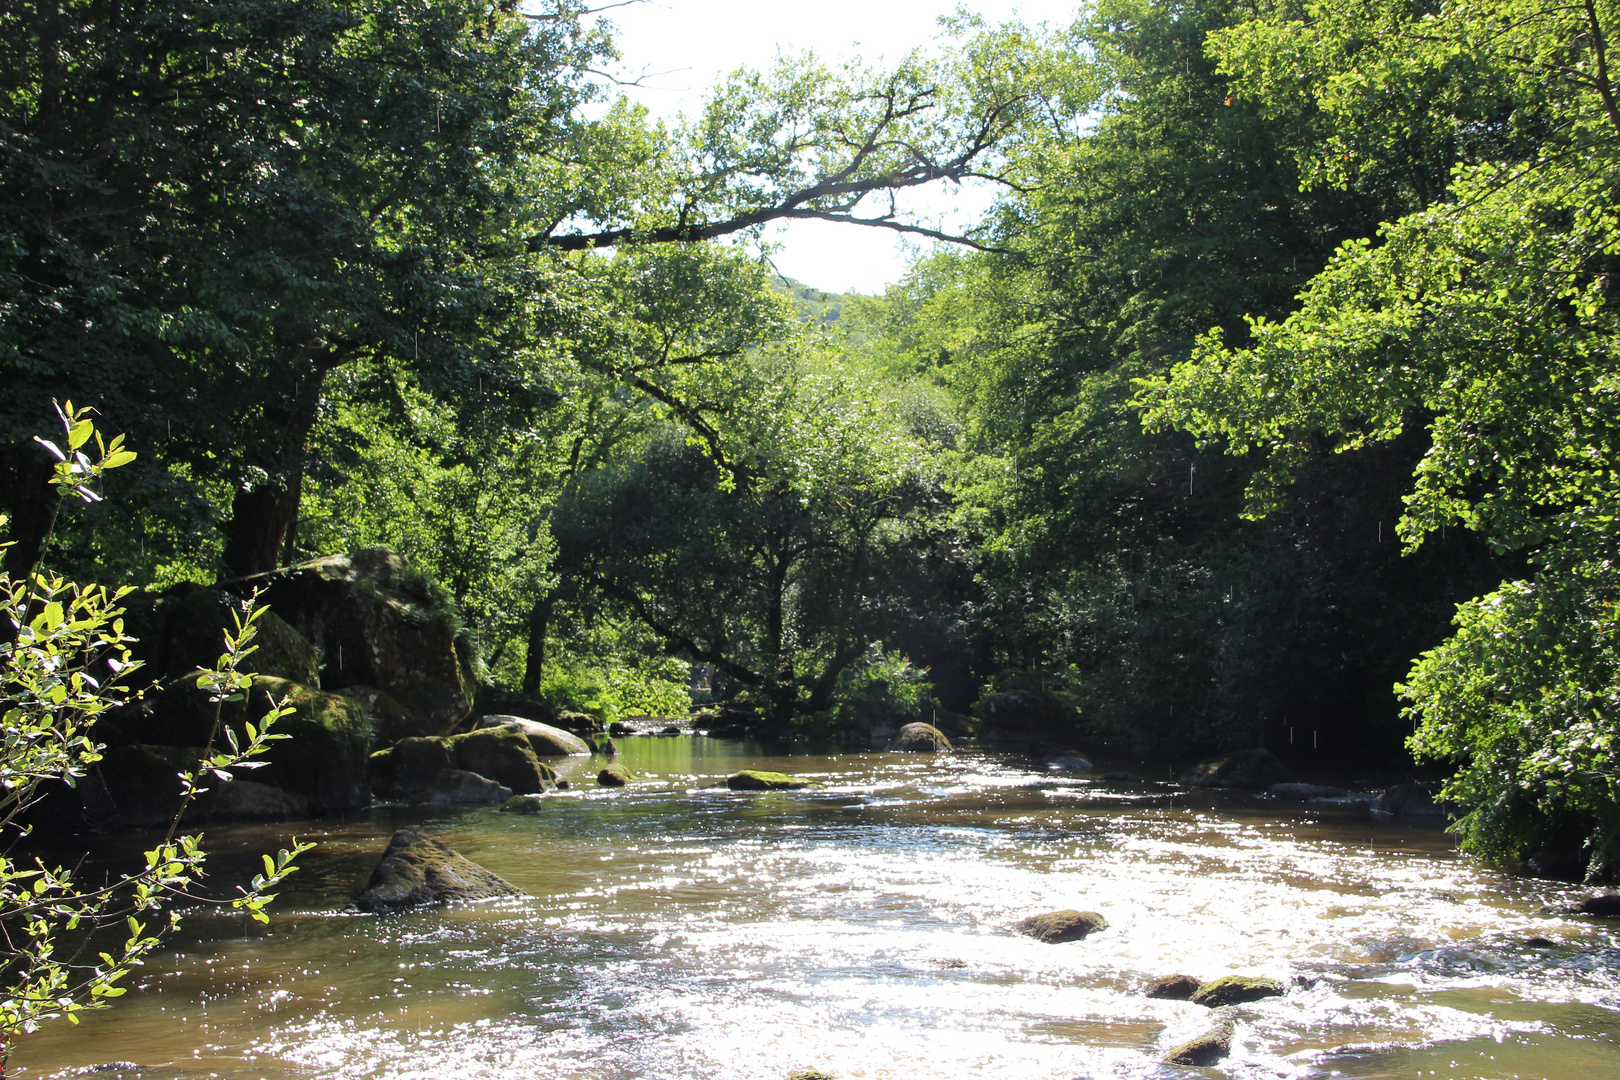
[14,738,1620,1080]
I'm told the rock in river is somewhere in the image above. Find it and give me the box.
[1015,909,1107,943]
[355,830,521,913]
[887,722,952,752]
[500,794,548,814]
[1190,974,1284,1007]
[726,770,806,791]
[1566,892,1620,917]
[476,714,591,757]
[1268,782,1349,800]
[427,769,511,805]
[1163,1020,1233,1066]
[1180,748,1290,789]
[1372,782,1447,818]
[598,764,634,787]
[1144,973,1202,1000]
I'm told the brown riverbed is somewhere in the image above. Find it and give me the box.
[14,738,1620,1079]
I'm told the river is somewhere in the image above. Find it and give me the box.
[15,737,1620,1079]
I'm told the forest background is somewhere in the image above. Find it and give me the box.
[3,0,1618,880]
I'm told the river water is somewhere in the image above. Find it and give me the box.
[15,738,1620,1080]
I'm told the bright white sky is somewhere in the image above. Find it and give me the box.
[595,0,1084,294]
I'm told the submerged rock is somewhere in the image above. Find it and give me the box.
[499,794,548,814]
[1163,1020,1233,1066]
[355,830,522,913]
[1567,893,1620,917]
[1190,975,1284,1007]
[1099,772,1144,784]
[1268,782,1349,800]
[1042,752,1094,772]
[598,738,619,757]
[1180,748,1290,789]
[887,722,952,752]
[427,768,512,805]
[1144,973,1202,1000]
[1372,782,1447,818]
[726,770,806,791]
[1015,909,1107,943]
[598,764,634,787]
[476,714,592,757]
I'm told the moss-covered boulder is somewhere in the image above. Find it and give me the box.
[118,584,319,688]
[373,730,555,802]
[500,794,548,813]
[243,677,373,814]
[974,690,1084,747]
[1190,975,1285,1007]
[355,830,522,913]
[598,764,634,787]
[1163,1020,1233,1066]
[337,684,418,747]
[1180,749,1290,790]
[1015,909,1107,943]
[475,715,591,756]
[224,549,476,738]
[887,723,952,752]
[726,770,805,791]
[445,727,556,794]
[1145,973,1202,1000]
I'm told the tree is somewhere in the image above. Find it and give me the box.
[0,405,306,1069]
[550,257,955,726]
[1140,0,1620,875]
[1,1,1060,584]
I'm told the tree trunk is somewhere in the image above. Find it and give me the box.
[218,364,328,580]
[0,441,58,581]
[521,597,549,694]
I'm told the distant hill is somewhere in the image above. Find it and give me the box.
[774,278,865,328]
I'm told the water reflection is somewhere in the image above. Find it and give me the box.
[15,738,1620,1080]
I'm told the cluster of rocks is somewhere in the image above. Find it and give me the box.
[1176,748,1454,820]
[1011,905,1286,1066]
[37,549,604,832]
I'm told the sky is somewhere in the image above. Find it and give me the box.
[592,0,1083,294]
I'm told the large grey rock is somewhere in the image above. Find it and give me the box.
[355,830,522,913]
[1180,748,1290,789]
[476,715,591,756]
[887,722,952,752]
[1015,909,1107,943]
[224,549,477,738]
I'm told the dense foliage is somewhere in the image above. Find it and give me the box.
[4,0,1619,882]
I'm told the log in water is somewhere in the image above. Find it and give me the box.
[15,738,1620,1079]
